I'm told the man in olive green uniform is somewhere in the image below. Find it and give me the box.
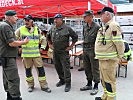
[95,7,124,100]
[0,10,29,100]
[47,14,78,92]
[15,15,51,93]
[80,10,100,95]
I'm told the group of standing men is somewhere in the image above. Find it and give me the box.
[0,6,125,100]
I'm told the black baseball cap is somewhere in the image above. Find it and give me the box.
[97,7,114,14]
[5,10,16,16]
[54,14,63,18]
[24,15,33,20]
[83,10,94,16]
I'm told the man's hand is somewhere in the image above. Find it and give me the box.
[9,37,29,47]
[119,57,127,64]
[23,37,29,45]
[49,44,54,50]
[65,46,73,51]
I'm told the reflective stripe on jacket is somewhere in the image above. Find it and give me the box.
[20,26,40,57]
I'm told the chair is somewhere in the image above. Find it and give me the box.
[41,50,53,64]
[71,50,83,66]
[117,61,128,78]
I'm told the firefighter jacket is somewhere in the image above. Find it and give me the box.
[95,19,125,60]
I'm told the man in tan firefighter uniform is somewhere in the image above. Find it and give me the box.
[95,7,125,100]
[15,15,51,93]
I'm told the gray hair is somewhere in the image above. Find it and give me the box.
[104,11,114,19]
[4,15,9,19]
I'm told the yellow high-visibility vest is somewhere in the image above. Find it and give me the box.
[20,26,40,57]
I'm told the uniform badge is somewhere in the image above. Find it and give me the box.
[112,31,117,36]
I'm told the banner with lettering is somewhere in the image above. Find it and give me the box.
[0,0,24,7]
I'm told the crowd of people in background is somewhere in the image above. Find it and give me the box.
[0,6,132,100]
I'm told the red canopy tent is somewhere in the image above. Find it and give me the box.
[0,0,116,19]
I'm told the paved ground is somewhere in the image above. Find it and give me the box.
[0,57,133,100]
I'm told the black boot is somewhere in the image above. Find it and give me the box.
[56,80,65,87]
[94,83,98,89]
[64,83,71,92]
[80,85,92,91]
[78,68,84,71]
[7,92,13,100]
[41,87,51,93]
[80,81,92,91]
[87,81,92,86]
[95,97,102,100]
[90,83,99,95]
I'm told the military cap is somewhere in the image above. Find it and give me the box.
[97,7,114,14]
[24,15,33,20]
[83,10,94,16]
[5,10,16,16]
[54,14,63,18]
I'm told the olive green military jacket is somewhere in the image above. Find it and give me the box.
[83,21,100,44]
[47,23,78,52]
[0,20,18,57]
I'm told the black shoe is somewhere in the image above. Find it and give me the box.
[41,87,51,93]
[95,97,102,100]
[65,84,71,92]
[7,92,13,100]
[56,80,65,87]
[90,88,98,95]
[28,86,34,92]
[80,85,92,91]
[78,68,84,71]
[12,97,22,100]
[70,66,73,69]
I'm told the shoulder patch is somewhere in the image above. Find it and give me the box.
[112,31,117,36]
